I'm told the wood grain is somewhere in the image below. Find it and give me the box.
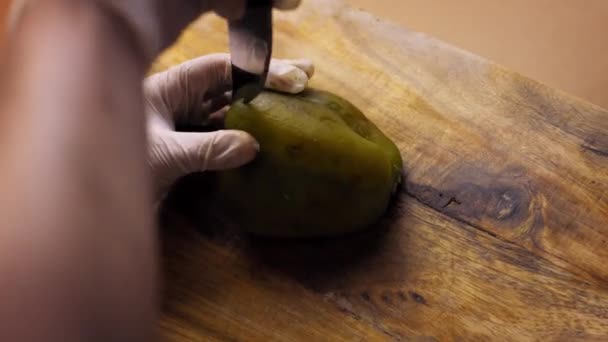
[152,0,608,340]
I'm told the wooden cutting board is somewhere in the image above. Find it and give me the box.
[151,0,608,340]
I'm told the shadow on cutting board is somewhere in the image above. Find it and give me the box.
[159,171,406,292]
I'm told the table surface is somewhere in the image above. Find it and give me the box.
[347,0,608,109]
[152,1,608,340]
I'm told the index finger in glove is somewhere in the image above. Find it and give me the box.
[144,53,314,125]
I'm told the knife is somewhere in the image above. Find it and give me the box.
[229,0,273,104]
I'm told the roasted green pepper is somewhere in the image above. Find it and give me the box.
[217,89,403,237]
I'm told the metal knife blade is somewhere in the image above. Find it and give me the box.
[229,0,273,103]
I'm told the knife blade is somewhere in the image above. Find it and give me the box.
[229,0,273,104]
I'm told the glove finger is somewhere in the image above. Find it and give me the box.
[267,60,311,94]
[267,58,314,93]
[189,92,231,126]
[207,106,230,128]
[150,129,258,197]
[144,53,231,125]
[174,130,258,173]
[279,58,315,78]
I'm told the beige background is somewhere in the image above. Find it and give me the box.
[348,0,608,109]
[1,1,607,108]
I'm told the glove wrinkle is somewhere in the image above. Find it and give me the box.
[198,131,214,172]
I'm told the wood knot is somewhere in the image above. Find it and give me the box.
[486,188,525,221]
[406,179,534,229]
[409,291,427,304]
[381,292,392,305]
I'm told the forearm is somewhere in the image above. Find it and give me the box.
[0,2,157,340]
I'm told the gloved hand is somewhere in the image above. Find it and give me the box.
[145,53,314,200]
[7,0,301,63]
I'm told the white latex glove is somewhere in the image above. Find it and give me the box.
[145,53,314,199]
